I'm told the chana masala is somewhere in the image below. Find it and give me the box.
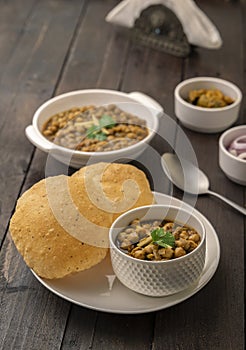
[42,104,148,152]
[116,218,201,261]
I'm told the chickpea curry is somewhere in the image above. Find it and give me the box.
[116,219,201,261]
[42,104,148,152]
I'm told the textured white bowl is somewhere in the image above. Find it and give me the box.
[174,77,242,133]
[109,205,206,297]
[25,89,162,168]
[219,125,246,186]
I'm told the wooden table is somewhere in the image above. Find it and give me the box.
[0,0,245,349]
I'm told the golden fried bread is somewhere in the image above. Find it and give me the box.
[9,163,153,279]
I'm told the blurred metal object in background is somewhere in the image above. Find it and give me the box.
[132,5,190,57]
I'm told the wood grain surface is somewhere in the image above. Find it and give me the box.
[0,0,245,349]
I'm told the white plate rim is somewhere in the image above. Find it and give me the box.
[32,192,220,314]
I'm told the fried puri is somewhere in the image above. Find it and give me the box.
[9,163,153,279]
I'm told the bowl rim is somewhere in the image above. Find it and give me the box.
[219,125,246,164]
[109,204,206,265]
[31,89,159,157]
[174,76,242,112]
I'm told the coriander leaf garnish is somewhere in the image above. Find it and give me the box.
[95,133,107,141]
[99,114,115,129]
[86,114,116,140]
[151,228,175,248]
[86,125,100,138]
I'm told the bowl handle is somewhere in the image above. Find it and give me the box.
[128,91,164,117]
[25,125,51,152]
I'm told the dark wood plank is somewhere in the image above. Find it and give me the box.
[121,45,182,116]
[60,306,97,350]
[0,0,85,243]
[0,0,38,241]
[0,0,37,84]
[121,45,183,194]
[0,235,71,349]
[155,0,245,349]
[27,2,174,349]
[61,308,155,350]
[55,0,181,194]
[0,1,87,349]
[22,2,158,349]
[91,313,155,350]
[0,0,244,349]
[56,0,128,93]
[153,276,236,350]
[1,1,149,349]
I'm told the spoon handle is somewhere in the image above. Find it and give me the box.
[207,190,246,215]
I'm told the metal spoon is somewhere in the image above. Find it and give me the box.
[161,153,246,215]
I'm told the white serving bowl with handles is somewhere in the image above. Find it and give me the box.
[25,89,163,168]
[174,77,242,133]
[219,125,246,185]
[109,204,206,297]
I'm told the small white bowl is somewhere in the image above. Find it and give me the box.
[174,77,242,133]
[109,205,206,297]
[219,125,246,186]
[25,89,163,168]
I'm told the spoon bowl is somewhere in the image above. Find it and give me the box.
[161,153,246,215]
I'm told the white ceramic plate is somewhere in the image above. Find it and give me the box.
[32,192,220,314]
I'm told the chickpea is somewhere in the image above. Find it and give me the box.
[108,104,116,110]
[131,219,140,226]
[175,238,187,248]
[180,230,189,239]
[135,226,145,233]
[163,222,174,231]
[43,130,52,136]
[173,226,183,239]
[146,253,155,260]
[159,247,173,259]
[153,249,161,261]
[189,233,200,242]
[132,249,146,260]
[52,121,59,127]
[188,240,198,251]
[117,232,127,242]
[136,226,147,239]
[59,122,66,128]
[127,232,139,244]
[120,239,132,249]
[143,244,155,254]
[142,223,151,229]
[174,247,186,258]
[127,132,136,139]
[125,228,134,234]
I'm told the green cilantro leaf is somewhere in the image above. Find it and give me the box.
[86,125,100,139]
[151,228,175,248]
[99,114,116,129]
[86,115,116,140]
[95,133,107,141]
